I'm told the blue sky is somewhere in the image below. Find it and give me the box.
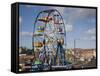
[19,4,96,49]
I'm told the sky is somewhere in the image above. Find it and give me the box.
[19,4,96,49]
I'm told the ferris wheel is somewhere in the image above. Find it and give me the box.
[33,9,66,66]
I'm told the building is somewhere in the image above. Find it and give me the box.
[72,48,96,62]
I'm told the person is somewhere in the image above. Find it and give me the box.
[56,38,65,65]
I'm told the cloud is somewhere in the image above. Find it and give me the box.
[83,28,96,40]
[82,36,96,41]
[90,35,96,40]
[20,31,33,37]
[48,7,95,33]
[49,6,65,15]
[19,16,22,24]
[85,28,96,35]
[64,8,96,24]
[65,24,73,32]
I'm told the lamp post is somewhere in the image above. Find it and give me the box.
[74,39,80,63]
